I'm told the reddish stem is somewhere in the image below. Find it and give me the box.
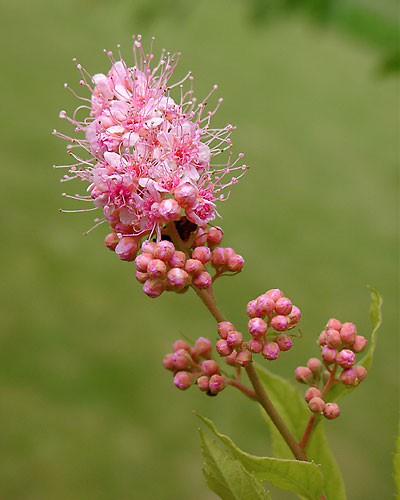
[226,378,258,400]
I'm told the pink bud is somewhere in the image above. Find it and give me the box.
[323,402,340,419]
[141,240,157,255]
[211,247,226,267]
[185,258,204,276]
[173,340,190,352]
[218,322,235,340]
[353,335,367,353]
[172,349,192,370]
[326,329,341,347]
[168,251,186,268]
[275,334,292,351]
[159,198,181,221]
[246,300,259,319]
[353,365,367,381]
[295,366,313,384]
[321,345,337,364]
[115,236,138,261]
[136,271,148,284]
[322,370,330,384]
[195,337,212,358]
[225,350,238,365]
[307,357,323,373]
[248,339,263,353]
[308,397,325,413]
[207,226,224,246]
[209,374,226,394]
[336,349,356,369]
[227,254,244,272]
[192,271,212,289]
[135,252,154,272]
[105,232,119,250]
[340,322,357,344]
[227,331,243,349]
[327,318,342,331]
[201,359,220,376]
[257,295,275,317]
[224,247,235,260]
[262,342,280,360]
[174,183,198,208]
[340,368,357,385]
[248,318,268,338]
[275,297,292,315]
[236,350,252,367]
[216,339,231,356]
[163,353,174,371]
[305,387,321,402]
[287,305,301,328]
[143,278,164,298]
[318,331,327,346]
[174,371,193,390]
[192,227,208,247]
[147,259,167,279]
[265,288,284,301]
[154,240,175,262]
[270,315,289,332]
[192,246,211,263]
[197,375,210,391]
[166,268,189,290]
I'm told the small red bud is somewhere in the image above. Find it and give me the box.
[295,366,313,384]
[209,374,226,394]
[323,402,340,419]
[353,335,367,353]
[262,342,280,360]
[275,297,292,315]
[275,334,293,351]
[308,397,325,413]
[218,321,235,340]
[270,315,289,332]
[197,375,210,391]
[174,371,193,390]
[305,387,321,402]
[201,359,220,376]
[340,322,357,344]
[236,350,252,367]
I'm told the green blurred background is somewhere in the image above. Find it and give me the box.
[0,0,398,498]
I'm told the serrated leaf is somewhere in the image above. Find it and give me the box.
[327,286,383,402]
[394,414,400,500]
[200,429,270,500]
[255,363,346,500]
[196,412,323,500]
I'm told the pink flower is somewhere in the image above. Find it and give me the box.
[55,35,248,240]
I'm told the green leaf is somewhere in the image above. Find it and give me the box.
[200,429,270,500]
[327,286,383,402]
[394,414,400,500]
[255,363,346,500]
[196,412,323,500]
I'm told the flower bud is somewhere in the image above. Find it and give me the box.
[135,271,149,284]
[323,402,340,420]
[305,387,321,402]
[227,331,243,349]
[353,365,367,381]
[270,315,289,332]
[340,322,357,344]
[192,246,211,263]
[308,397,325,413]
[172,349,192,370]
[225,350,238,365]
[201,360,220,376]
[143,278,164,298]
[147,259,167,279]
[265,288,284,301]
[159,198,181,221]
[174,183,198,208]
[248,318,268,338]
[185,258,204,276]
[295,366,313,384]
[257,295,275,317]
[104,232,119,250]
[163,353,174,371]
[318,331,327,346]
[353,335,367,353]
[192,271,212,288]
[166,268,189,290]
[197,375,209,391]
[236,350,252,367]
[115,236,138,261]
[262,342,280,360]
[135,252,154,272]
[209,374,226,394]
[340,368,357,385]
[247,339,263,353]
[246,300,259,319]
[216,339,231,356]
[207,226,224,246]
[211,247,226,267]
[154,240,175,262]
[192,227,208,247]
[173,340,190,352]
[321,345,337,364]
[322,370,330,384]
[307,357,323,373]
[174,371,193,390]
[218,321,235,340]
[275,297,292,315]
[227,254,244,272]
[194,337,212,358]
[287,306,301,328]
[327,318,342,331]
[275,334,293,351]
[224,247,235,260]
[168,250,186,268]
[336,349,356,369]
[326,329,341,347]
[141,240,157,255]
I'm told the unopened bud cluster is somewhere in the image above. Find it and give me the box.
[295,318,368,419]
[163,338,226,396]
[215,289,301,367]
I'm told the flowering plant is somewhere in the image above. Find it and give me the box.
[55,36,386,500]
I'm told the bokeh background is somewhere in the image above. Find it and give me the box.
[0,0,398,499]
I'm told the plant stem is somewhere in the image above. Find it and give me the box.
[226,379,258,400]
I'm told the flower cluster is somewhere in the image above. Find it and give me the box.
[55,36,248,241]
[163,338,226,395]
[295,318,368,419]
